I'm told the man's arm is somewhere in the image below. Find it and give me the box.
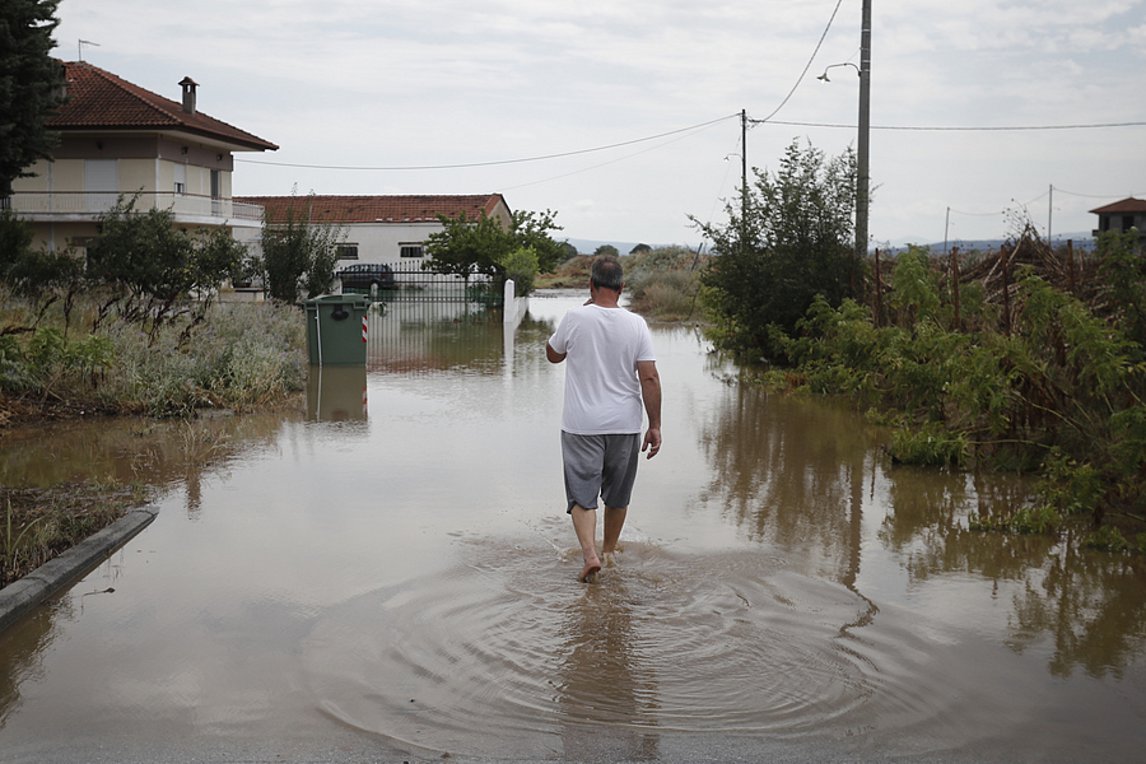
[546,342,566,364]
[637,360,661,458]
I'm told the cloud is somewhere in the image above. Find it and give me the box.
[53,0,1146,244]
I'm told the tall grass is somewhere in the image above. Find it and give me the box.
[2,292,307,419]
[2,484,144,587]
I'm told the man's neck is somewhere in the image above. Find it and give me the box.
[590,287,622,308]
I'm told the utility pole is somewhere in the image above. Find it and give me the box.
[1048,184,1054,244]
[741,108,749,256]
[741,109,748,227]
[856,0,872,264]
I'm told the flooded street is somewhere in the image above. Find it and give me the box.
[1,291,1145,762]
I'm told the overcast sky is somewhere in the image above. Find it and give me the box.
[54,0,1146,249]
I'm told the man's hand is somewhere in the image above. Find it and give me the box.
[642,427,661,459]
[637,360,661,459]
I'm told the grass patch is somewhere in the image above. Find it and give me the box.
[2,483,151,588]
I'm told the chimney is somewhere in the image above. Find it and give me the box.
[179,76,198,115]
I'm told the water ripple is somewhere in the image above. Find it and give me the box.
[301,528,977,758]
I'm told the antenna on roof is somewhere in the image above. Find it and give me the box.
[78,39,100,61]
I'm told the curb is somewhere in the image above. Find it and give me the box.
[0,507,158,634]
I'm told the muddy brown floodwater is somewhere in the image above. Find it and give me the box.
[1,291,1144,763]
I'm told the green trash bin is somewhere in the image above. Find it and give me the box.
[304,294,370,366]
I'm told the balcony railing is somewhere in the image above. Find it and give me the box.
[6,191,265,224]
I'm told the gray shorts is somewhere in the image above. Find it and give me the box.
[561,432,641,514]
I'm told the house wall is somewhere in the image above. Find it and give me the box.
[15,135,235,197]
[1096,212,1146,235]
[335,222,442,268]
[234,220,447,284]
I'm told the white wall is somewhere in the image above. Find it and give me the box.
[333,221,442,267]
[237,220,449,282]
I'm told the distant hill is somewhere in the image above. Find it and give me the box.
[564,231,1097,257]
[877,231,1095,255]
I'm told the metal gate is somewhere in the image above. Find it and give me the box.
[342,263,504,306]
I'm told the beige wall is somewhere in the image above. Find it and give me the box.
[119,158,155,194]
[28,221,101,253]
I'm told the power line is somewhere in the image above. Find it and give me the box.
[756,0,846,124]
[1054,187,1146,199]
[948,207,1003,217]
[500,118,729,192]
[754,118,1146,131]
[236,113,739,171]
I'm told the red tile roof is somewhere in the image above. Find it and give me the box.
[1089,197,1146,215]
[49,61,278,151]
[235,194,511,224]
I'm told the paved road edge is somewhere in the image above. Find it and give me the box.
[0,507,158,634]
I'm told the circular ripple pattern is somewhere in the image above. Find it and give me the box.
[301,526,965,759]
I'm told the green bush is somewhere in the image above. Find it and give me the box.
[889,422,968,468]
[498,246,539,296]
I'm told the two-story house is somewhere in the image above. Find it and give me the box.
[233,194,513,269]
[1091,197,1146,247]
[8,61,278,255]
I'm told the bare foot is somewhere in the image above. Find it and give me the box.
[579,559,601,583]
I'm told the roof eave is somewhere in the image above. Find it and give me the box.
[50,124,278,152]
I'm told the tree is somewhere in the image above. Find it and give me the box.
[0,0,66,200]
[260,196,343,302]
[85,196,245,340]
[511,209,564,273]
[557,241,579,262]
[630,243,652,255]
[424,208,564,281]
[694,139,860,361]
[594,244,620,258]
[424,212,511,280]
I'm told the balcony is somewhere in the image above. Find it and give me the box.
[6,191,265,228]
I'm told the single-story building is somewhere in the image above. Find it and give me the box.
[1091,197,1146,247]
[233,194,512,270]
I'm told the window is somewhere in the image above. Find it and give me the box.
[1122,215,1135,232]
[400,243,424,258]
[335,243,359,260]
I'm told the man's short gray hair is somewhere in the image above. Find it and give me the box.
[591,256,624,291]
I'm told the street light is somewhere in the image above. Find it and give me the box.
[816,62,859,83]
[816,0,871,273]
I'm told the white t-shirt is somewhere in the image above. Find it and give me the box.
[548,304,656,435]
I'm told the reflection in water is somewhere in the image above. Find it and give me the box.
[367,301,510,375]
[698,381,875,558]
[0,602,64,728]
[1009,548,1146,679]
[0,410,296,495]
[558,579,660,761]
[306,365,367,422]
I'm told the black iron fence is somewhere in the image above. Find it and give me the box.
[341,263,503,306]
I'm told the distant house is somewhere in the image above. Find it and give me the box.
[1090,197,1146,246]
[8,61,278,255]
[233,194,513,268]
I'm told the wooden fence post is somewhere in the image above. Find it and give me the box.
[1066,239,1076,293]
[873,248,883,327]
[950,246,961,331]
[1001,245,1012,336]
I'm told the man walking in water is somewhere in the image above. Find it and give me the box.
[546,256,662,582]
